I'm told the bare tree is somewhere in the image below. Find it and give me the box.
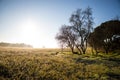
[70,7,93,54]
[55,25,77,54]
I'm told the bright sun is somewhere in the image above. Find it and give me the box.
[18,16,57,48]
[20,17,40,47]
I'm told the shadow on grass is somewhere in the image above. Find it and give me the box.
[0,63,11,78]
[75,57,120,79]
[107,58,120,63]
[75,58,98,65]
[75,56,120,67]
[106,72,120,80]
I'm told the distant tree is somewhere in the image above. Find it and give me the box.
[69,7,93,54]
[55,25,77,54]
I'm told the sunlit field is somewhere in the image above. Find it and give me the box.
[0,47,120,80]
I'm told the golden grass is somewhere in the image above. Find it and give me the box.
[0,47,120,80]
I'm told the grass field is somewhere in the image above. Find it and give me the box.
[0,47,120,80]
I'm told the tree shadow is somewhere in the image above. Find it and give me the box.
[106,58,120,63]
[75,58,101,65]
[75,56,120,67]
[106,72,120,80]
[75,57,120,79]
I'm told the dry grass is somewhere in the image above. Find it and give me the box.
[0,47,120,80]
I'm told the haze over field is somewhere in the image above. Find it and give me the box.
[0,0,120,48]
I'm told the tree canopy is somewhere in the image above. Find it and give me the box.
[88,20,120,54]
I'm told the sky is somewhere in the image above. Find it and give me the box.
[0,0,120,48]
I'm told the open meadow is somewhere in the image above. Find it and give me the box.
[0,47,120,80]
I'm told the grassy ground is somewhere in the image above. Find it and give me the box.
[0,47,120,80]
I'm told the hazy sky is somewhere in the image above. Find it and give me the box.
[0,0,120,48]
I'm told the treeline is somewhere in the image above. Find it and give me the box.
[56,7,120,55]
[0,42,33,48]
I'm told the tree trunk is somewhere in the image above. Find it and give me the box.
[91,45,94,55]
[70,47,74,54]
[83,50,86,54]
[81,46,86,54]
[104,44,109,54]
[76,45,82,54]
[105,49,109,54]
[94,47,99,56]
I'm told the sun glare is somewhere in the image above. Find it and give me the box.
[20,17,41,48]
[17,16,58,48]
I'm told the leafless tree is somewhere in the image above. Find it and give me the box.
[55,25,77,54]
[56,7,93,54]
[70,7,93,54]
